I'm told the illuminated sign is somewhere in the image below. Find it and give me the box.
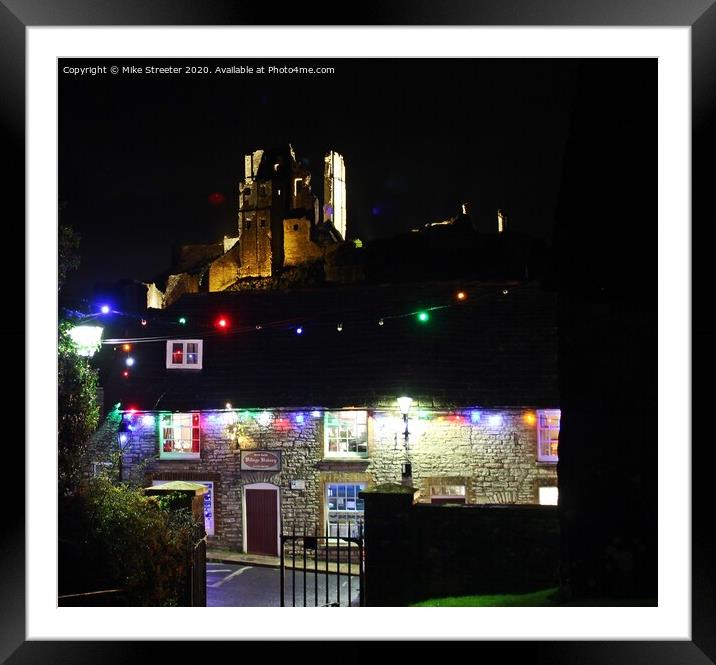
[241,450,282,471]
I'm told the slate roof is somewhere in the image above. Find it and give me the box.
[101,280,559,412]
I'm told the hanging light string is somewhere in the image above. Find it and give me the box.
[100,284,522,345]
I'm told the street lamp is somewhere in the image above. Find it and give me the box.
[397,396,413,481]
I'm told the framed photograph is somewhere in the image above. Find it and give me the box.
[7,0,708,661]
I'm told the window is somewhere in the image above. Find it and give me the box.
[430,485,466,505]
[324,410,368,456]
[537,409,560,462]
[152,479,214,534]
[260,219,266,227]
[245,220,251,230]
[326,483,365,537]
[166,340,203,369]
[539,487,558,506]
[159,412,200,459]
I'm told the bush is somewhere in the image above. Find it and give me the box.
[62,477,202,606]
[58,320,100,496]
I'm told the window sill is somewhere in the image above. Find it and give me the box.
[536,460,558,466]
[159,454,201,461]
[323,454,368,460]
[317,458,370,472]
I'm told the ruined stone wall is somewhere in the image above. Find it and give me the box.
[324,151,346,240]
[209,242,241,292]
[223,236,240,253]
[283,218,324,267]
[163,273,199,309]
[238,180,273,278]
[145,282,164,309]
[119,408,558,552]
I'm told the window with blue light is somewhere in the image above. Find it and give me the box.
[166,339,203,370]
[326,483,366,537]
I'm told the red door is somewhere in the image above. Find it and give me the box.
[245,488,278,556]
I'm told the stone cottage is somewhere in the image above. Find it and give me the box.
[97,279,560,556]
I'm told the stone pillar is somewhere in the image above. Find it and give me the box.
[359,484,417,607]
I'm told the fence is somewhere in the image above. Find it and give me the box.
[280,522,365,607]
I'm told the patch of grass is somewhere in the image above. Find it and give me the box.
[411,587,560,607]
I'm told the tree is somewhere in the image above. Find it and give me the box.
[58,220,99,496]
[58,219,80,293]
[58,320,100,496]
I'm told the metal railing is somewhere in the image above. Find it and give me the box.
[280,522,364,607]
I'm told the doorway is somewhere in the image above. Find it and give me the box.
[243,483,280,556]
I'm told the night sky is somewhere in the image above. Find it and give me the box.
[59,58,594,302]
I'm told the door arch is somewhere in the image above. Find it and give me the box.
[242,483,280,556]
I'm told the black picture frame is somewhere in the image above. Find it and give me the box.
[4,1,710,661]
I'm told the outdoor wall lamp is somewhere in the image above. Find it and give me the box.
[397,396,413,441]
[397,397,414,481]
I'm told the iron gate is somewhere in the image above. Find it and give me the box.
[280,523,365,607]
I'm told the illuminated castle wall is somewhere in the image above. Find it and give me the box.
[237,145,317,278]
[323,150,346,241]
[236,145,345,279]
[145,145,349,307]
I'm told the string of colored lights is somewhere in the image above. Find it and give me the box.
[96,285,522,346]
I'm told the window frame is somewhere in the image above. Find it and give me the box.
[323,410,369,458]
[325,482,366,538]
[165,339,203,370]
[536,408,560,463]
[430,484,467,504]
[158,412,201,460]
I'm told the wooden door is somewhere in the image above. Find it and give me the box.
[245,487,278,556]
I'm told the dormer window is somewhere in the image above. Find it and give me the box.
[166,340,203,369]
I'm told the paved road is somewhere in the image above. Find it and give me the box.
[207,561,361,607]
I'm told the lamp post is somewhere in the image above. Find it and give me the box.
[397,396,413,481]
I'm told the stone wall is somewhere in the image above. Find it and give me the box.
[361,487,560,606]
[208,242,241,292]
[144,282,164,310]
[282,218,324,267]
[238,179,273,278]
[118,408,558,553]
[163,273,199,308]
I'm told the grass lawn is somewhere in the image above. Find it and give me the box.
[411,587,657,607]
[411,587,559,607]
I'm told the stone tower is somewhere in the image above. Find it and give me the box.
[237,145,317,278]
[323,151,347,240]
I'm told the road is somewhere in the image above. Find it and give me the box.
[207,561,361,607]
